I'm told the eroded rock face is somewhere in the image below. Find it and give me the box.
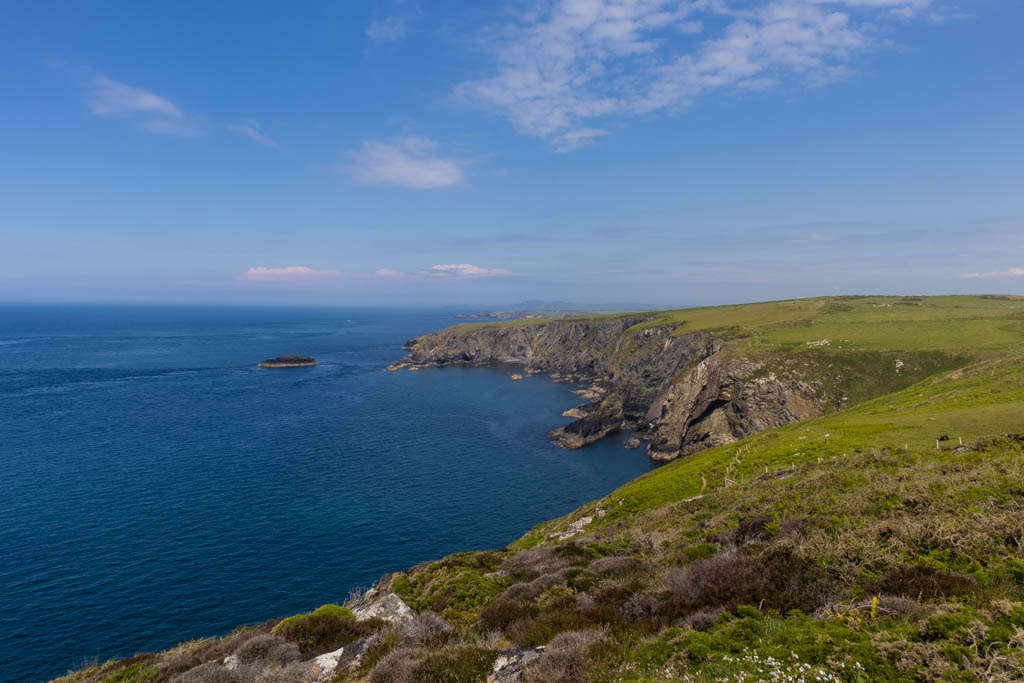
[642,355,822,460]
[399,318,826,461]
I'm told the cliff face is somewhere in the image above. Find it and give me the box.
[395,317,825,461]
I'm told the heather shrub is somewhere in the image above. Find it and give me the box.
[507,607,588,646]
[588,555,642,576]
[275,612,381,657]
[871,565,978,600]
[413,646,498,683]
[161,623,276,678]
[369,644,495,683]
[502,569,570,603]
[679,607,724,632]
[502,545,589,580]
[369,647,422,683]
[170,662,234,683]
[618,592,658,621]
[664,548,829,617]
[396,612,452,647]
[734,515,775,544]
[877,594,927,619]
[524,630,604,683]
[234,634,299,664]
[479,599,539,632]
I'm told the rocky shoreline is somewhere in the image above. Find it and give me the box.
[386,316,823,461]
[387,314,952,461]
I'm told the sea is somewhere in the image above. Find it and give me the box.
[0,305,657,682]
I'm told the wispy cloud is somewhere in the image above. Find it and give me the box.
[88,75,198,136]
[374,264,513,279]
[420,263,512,278]
[961,267,1024,279]
[345,136,467,189]
[456,0,940,150]
[241,266,344,281]
[226,121,280,148]
[553,127,609,152]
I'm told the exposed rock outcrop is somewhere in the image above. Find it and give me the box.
[394,316,834,461]
[487,646,545,682]
[345,587,412,622]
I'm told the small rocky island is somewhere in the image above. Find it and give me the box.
[257,354,318,368]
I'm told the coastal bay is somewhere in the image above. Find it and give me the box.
[0,305,656,682]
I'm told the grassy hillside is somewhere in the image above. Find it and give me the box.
[55,296,1024,683]
[462,295,1024,356]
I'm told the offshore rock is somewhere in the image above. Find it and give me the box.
[258,354,318,368]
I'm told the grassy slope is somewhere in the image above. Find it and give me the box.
[55,296,1024,683]
[383,350,1024,682]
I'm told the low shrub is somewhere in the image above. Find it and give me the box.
[368,647,422,683]
[871,565,977,600]
[233,634,299,664]
[98,662,157,683]
[679,607,724,632]
[587,556,642,576]
[368,645,495,683]
[524,630,605,683]
[396,612,452,647]
[413,646,497,683]
[275,612,382,657]
[734,515,775,544]
[663,548,830,618]
[502,545,590,581]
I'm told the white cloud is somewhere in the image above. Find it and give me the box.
[457,0,938,149]
[241,266,344,281]
[421,263,511,278]
[226,121,280,148]
[88,75,198,136]
[345,136,467,189]
[553,127,610,152]
[961,267,1024,279]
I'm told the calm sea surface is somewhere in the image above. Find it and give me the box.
[0,305,656,682]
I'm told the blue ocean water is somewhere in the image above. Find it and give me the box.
[0,305,656,682]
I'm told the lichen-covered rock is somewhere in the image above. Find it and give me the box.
[345,587,412,622]
[486,646,545,683]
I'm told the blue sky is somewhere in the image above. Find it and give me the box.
[2,0,1022,307]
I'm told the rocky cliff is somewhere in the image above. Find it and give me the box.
[391,316,829,461]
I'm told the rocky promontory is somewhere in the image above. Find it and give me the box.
[258,355,318,368]
[391,308,962,461]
